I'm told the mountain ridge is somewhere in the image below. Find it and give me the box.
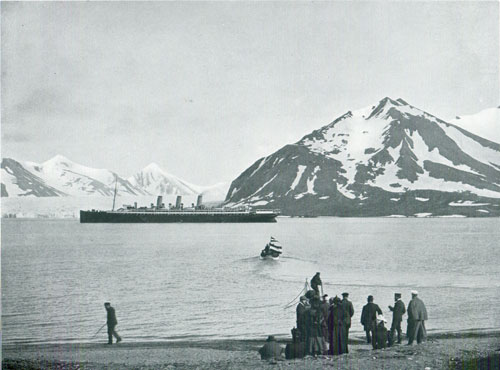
[225,97,500,217]
[1,157,229,201]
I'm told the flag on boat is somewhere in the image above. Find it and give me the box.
[269,236,282,254]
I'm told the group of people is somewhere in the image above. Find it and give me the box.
[259,272,429,361]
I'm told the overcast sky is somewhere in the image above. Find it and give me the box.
[2,1,499,185]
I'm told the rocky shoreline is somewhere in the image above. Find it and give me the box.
[3,330,499,369]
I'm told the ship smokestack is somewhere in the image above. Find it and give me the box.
[134,202,137,209]
[156,196,163,209]
[175,195,182,209]
[196,194,203,208]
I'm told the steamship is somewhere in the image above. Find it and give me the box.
[80,195,280,223]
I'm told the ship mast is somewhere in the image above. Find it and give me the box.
[112,175,118,211]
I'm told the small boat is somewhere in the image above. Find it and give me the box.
[260,237,282,260]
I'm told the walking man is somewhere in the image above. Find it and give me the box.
[407,290,428,345]
[340,292,354,353]
[388,293,406,344]
[104,302,122,344]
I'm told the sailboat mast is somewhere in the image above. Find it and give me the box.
[112,176,118,211]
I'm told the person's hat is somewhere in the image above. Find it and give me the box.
[322,294,328,298]
[342,292,349,297]
[300,296,307,302]
[411,290,418,295]
[104,302,110,306]
[395,293,402,298]
[266,335,275,342]
[316,272,320,275]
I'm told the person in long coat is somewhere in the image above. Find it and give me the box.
[407,290,428,345]
[339,292,354,353]
[296,296,309,342]
[321,295,330,343]
[388,293,406,344]
[327,296,344,355]
[306,297,325,356]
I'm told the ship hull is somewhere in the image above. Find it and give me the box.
[80,210,278,223]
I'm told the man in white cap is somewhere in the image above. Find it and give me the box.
[406,290,428,345]
[373,314,388,349]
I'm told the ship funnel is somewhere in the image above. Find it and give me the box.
[156,196,163,209]
[196,194,203,208]
[175,195,182,209]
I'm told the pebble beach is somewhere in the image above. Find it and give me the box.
[3,330,499,370]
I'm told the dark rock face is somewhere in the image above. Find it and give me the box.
[1,158,66,197]
[225,97,500,217]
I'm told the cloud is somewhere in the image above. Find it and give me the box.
[2,132,31,143]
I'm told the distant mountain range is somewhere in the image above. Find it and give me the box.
[3,98,499,217]
[1,155,229,201]
[225,97,500,217]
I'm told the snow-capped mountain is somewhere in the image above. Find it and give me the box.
[1,158,67,197]
[21,155,146,196]
[128,163,201,196]
[450,106,500,144]
[225,97,500,217]
[1,156,229,204]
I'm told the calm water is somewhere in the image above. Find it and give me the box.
[2,218,500,345]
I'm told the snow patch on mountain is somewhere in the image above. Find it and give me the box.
[287,165,307,195]
[225,96,500,216]
[128,163,200,196]
[451,107,500,144]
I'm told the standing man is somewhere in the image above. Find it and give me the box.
[407,290,428,345]
[340,292,354,353]
[104,302,122,344]
[360,295,382,347]
[296,296,309,342]
[388,293,406,344]
[310,272,322,295]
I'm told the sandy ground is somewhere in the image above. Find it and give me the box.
[3,331,500,369]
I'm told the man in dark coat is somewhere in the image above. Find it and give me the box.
[388,293,406,344]
[259,335,284,360]
[296,296,309,342]
[310,272,322,295]
[104,302,121,344]
[360,295,382,348]
[339,292,354,353]
[407,290,428,345]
